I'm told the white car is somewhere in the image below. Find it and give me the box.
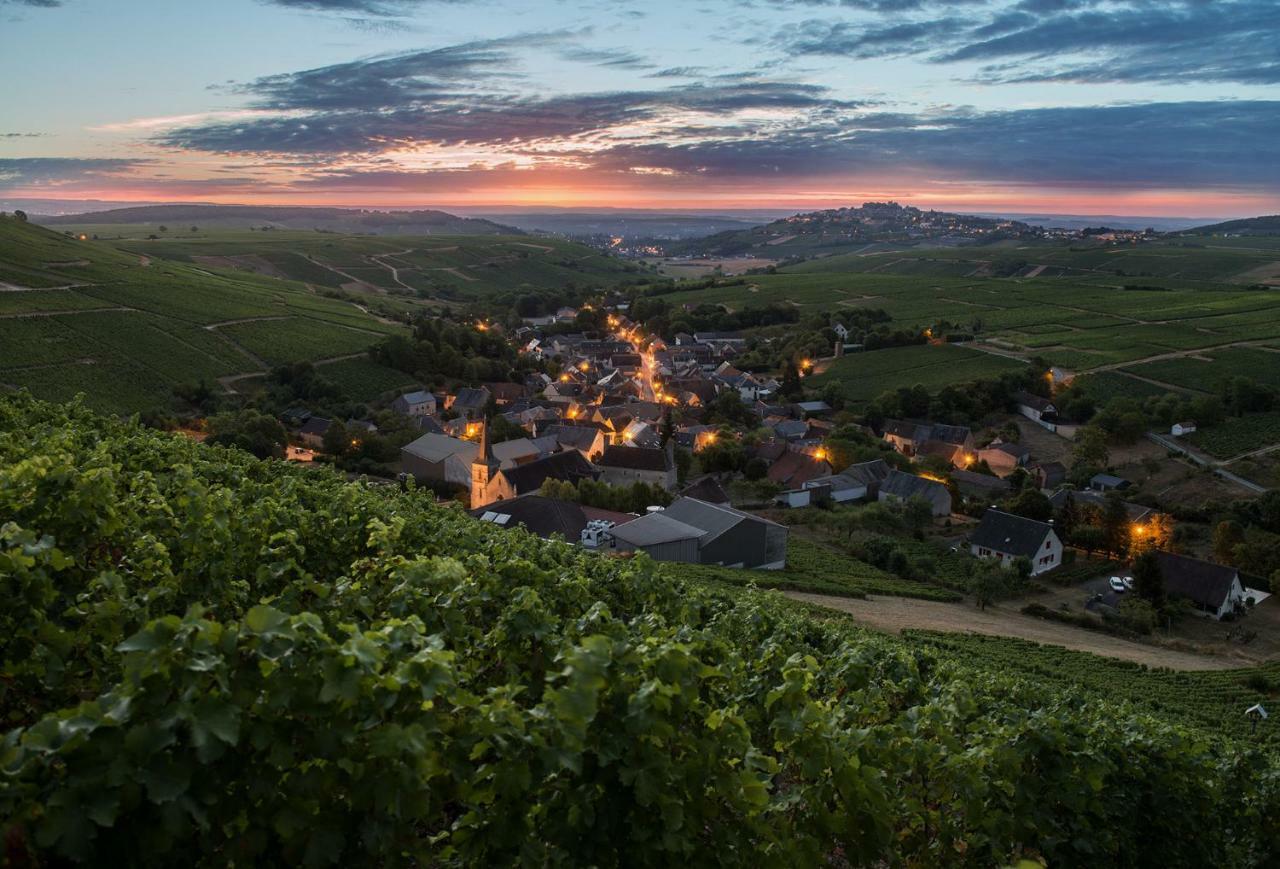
[1109,576,1127,593]
[1122,576,1135,591]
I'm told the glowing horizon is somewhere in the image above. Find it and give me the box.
[2,0,1277,219]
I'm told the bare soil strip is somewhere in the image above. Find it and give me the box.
[786,591,1238,671]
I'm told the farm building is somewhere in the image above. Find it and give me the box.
[978,441,1030,476]
[1015,391,1057,423]
[775,459,890,509]
[296,416,332,449]
[1090,473,1131,492]
[597,444,677,490]
[882,420,974,466]
[766,450,832,488]
[608,498,788,569]
[391,390,436,417]
[400,432,478,489]
[877,470,952,516]
[969,509,1062,576]
[1172,421,1198,436]
[1153,551,1247,620]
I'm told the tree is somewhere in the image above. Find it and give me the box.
[1071,425,1109,471]
[1072,525,1107,556]
[322,419,352,457]
[901,496,934,538]
[658,405,674,448]
[1056,491,1080,537]
[1131,549,1166,610]
[206,409,287,459]
[1213,520,1246,565]
[1102,492,1130,556]
[13,209,28,222]
[780,359,802,400]
[1002,489,1053,522]
[159,225,169,233]
[971,562,1007,611]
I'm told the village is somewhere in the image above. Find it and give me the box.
[271,296,1273,654]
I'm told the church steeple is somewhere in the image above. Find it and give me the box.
[471,418,499,509]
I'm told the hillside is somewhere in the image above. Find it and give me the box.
[669,202,1042,259]
[41,204,517,236]
[1,394,1278,866]
[0,216,407,413]
[44,223,640,304]
[1185,215,1280,236]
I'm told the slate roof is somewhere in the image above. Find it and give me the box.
[610,512,706,547]
[490,437,542,465]
[1047,489,1153,522]
[843,459,892,486]
[499,450,597,495]
[1154,551,1240,611]
[471,495,590,540]
[401,433,477,464]
[766,451,831,486]
[951,469,1013,494]
[1015,391,1056,413]
[599,445,672,472]
[396,390,434,406]
[879,470,948,503]
[679,476,731,505]
[297,416,331,437]
[662,497,784,543]
[969,509,1055,558]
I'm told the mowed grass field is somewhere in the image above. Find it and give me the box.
[0,219,409,413]
[810,343,1025,405]
[56,224,638,302]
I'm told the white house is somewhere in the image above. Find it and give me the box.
[1014,391,1057,423]
[1154,551,1246,620]
[1171,421,1198,436]
[968,509,1062,576]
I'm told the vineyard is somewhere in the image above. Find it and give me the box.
[907,631,1280,745]
[809,344,1025,405]
[3,394,1280,866]
[1186,411,1280,458]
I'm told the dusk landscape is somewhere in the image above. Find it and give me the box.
[4,1,1280,865]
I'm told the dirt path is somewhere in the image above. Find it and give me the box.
[0,306,135,319]
[0,282,94,292]
[367,249,418,292]
[302,255,383,293]
[787,591,1238,671]
[216,372,267,395]
[314,352,368,366]
[204,315,290,330]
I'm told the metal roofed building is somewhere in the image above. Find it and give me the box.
[609,497,788,569]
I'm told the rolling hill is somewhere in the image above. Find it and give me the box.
[40,203,517,236]
[0,215,408,413]
[1184,215,1280,236]
[668,201,1043,259]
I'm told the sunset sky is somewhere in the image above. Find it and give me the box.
[1,0,1277,216]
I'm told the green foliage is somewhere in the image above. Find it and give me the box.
[2,394,1280,867]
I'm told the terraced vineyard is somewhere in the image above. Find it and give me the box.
[1186,411,1280,458]
[54,224,639,301]
[0,217,409,412]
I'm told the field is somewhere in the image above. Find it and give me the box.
[0,218,410,413]
[684,536,961,601]
[809,343,1025,405]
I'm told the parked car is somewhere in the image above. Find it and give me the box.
[1122,576,1134,591]
[1109,576,1127,593]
